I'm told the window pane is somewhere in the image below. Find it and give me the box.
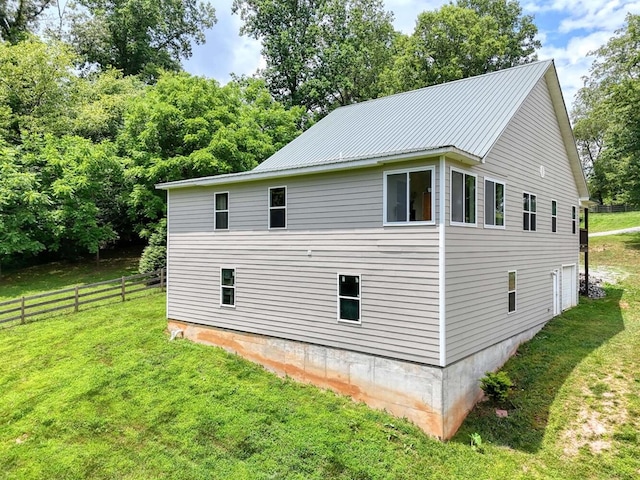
[339,275,359,298]
[215,193,228,211]
[531,195,537,212]
[340,298,360,321]
[531,213,536,231]
[523,193,529,211]
[495,183,504,226]
[552,216,557,232]
[508,291,516,312]
[409,170,432,221]
[221,269,235,286]
[508,271,516,291]
[222,287,235,305]
[270,187,286,207]
[523,212,529,230]
[552,200,557,216]
[465,174,476,223]
[485,180,495,225]
[452,171,463,223]
[270,208,285,228]
[216,212,228,230]
[386,173,407,222]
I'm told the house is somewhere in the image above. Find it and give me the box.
[157,60,590,440]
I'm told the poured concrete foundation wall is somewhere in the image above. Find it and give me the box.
[169,319,546,439]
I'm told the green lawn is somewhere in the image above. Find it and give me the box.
[587,210,640,233]
[1,238,639,478]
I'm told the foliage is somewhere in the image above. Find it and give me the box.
[469,432,485,453]
[0,0,53,43]
[480,371,513,403]
[381,0,540,93]
[233,0,396,115]
[573,14,640,205]
[67,0,217,78]
[139,219,167,273]
[118,73,305,229]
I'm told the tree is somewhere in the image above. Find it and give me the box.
[67,0,216,78]
[573,14,640,205]
[381,0,540,93]
[233,0,396,114]
[0,0,53,43]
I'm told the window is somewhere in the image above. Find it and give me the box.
[451,169,476,225]
[384,168,434,224]
[485,178,505,227]
[551,200,557,233]
[572,206,577,234]
[269,186,286,228]
[215,192,229,230]
[338,274,360,322]
[508,271,517,313]
[220,268,235,307]
[523,192,537,231]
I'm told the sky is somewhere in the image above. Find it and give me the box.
[183,0,640,111]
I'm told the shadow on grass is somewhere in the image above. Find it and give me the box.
[622,232,640,250]
[452,287,624,453]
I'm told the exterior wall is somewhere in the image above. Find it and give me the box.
[444,76,580,364]
[167,161,442,365]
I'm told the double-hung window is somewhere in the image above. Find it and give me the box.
[523,192,537,231]
[220,268,235,307]
[384,167,434,224]
[451,169,476,225]
[269,186,286,229]
[338,274,360,323]
[485,178,505,228]
[508,271,517,313]
[215,192,229,230]
[572,206,577,234]
[552,200,557,233]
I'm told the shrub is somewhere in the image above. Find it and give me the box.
[480,371,513,403]
[139,219,166,273]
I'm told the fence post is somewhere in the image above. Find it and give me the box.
[160,268,165,292]
[21,297,25,324]
[74,286,79,312]
[121,276,126,302]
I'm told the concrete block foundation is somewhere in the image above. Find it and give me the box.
[168,319,546,439]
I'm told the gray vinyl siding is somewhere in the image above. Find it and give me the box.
[167,229,440,364]
[444,76,580,364]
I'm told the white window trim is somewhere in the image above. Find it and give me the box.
[449,167,477,227]
[220,266,236,308]
[508,270,517,314]
[383,166,436,226]
[551,199,558,233]
[214,191,230,231]
[483,176,506,230]
[337,273,362,325]
[572,205,577,234]
[523,191,537,232]
[268,186,287,230]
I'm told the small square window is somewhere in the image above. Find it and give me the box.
[338,274,360,322]
[215,192,229,230]
[269,187,286,228]
[221,268,235,307]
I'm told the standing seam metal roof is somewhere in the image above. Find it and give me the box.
[254,60,553,172]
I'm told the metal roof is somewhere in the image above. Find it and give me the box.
[254,60,553,172]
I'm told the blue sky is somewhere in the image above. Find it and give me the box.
[183,0,640,110]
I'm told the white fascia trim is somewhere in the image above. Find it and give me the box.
[438,155,446,367]
[156,146,481,190]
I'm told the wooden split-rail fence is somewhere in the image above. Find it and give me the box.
[0,268,165,326]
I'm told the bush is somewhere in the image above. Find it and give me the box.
[480,371,513,403]
[139,219,166,273]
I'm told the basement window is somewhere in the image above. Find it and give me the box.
[508,271,517,313]
[338,274,361,323]
[220,268,235,307]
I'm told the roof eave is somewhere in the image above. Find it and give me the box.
[156,146,481,190]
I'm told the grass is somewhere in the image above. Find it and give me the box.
[587,210,640,233]
[0,239,639,478]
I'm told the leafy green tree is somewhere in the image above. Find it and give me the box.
[0,0,53,43]
[233,0,395,114]
[573,14,640,205]
[381,0,540,93]
[118,72,305,230]
[68,0,216,78]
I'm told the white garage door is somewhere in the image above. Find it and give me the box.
[562,264,577,310]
